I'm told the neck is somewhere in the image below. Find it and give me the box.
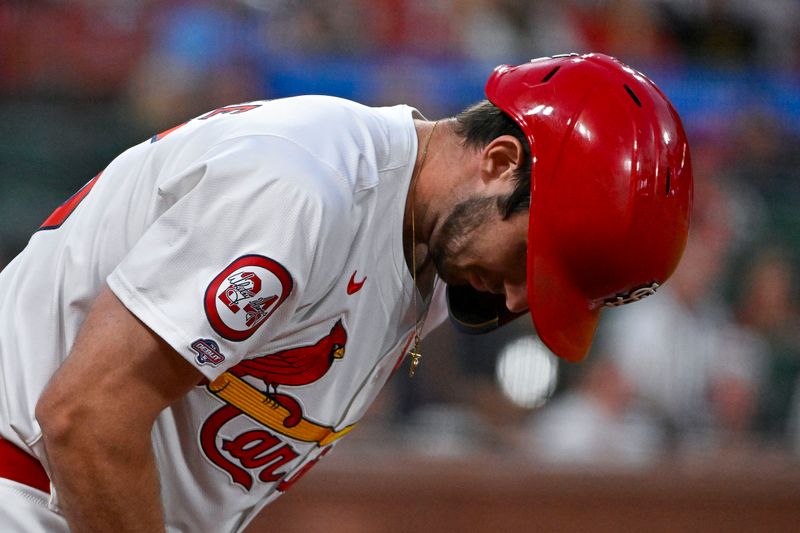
[403,118,471,273]
[404,120,440,279]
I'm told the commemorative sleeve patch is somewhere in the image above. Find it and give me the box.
[204,255,293,341]
[191,339,226,367]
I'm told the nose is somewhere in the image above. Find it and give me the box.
[504,280,528,313]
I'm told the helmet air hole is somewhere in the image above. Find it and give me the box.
[623,84,642,107]
[541,66,560,83]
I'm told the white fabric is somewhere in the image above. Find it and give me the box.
[0,479,68,533]
[0,96,446,532]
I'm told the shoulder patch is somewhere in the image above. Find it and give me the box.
[205,255,293,341]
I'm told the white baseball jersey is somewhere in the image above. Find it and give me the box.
[0,96,446,532]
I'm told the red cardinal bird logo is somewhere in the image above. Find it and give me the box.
[228,320,347,427]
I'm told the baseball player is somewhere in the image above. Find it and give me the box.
[0,53,691,532]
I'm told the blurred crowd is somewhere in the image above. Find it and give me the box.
[1,0,800,466]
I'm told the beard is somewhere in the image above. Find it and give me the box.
[429,196,498,285]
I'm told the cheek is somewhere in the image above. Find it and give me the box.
[451,208,528,274]
[491,225,528,280]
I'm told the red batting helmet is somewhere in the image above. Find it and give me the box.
[447,53,693,362]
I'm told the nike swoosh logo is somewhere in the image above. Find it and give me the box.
[347,271,366,295]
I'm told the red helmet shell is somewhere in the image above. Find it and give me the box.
[485,53,693,362]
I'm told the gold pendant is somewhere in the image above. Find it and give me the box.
[408,335,422,378]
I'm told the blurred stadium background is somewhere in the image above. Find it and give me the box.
[2,0,800,531]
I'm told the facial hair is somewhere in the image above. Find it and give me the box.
[429,196,498,285]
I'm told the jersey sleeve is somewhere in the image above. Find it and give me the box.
[107,135,348,381]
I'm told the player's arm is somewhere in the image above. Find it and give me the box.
[35,286,203,533]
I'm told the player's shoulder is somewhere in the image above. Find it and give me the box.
[200,132,350,216]
[255,95,417,174]
[146,95,415,222]
[152,96,415,180]
[210,95,410,139]
[265,94,408,129]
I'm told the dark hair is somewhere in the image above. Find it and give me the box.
[453,100,532,219]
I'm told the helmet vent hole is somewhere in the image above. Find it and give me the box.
[665,167,671,195]
[541,66,561,83]
[624,84,642,107]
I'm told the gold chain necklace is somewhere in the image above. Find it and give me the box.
[407,120,438,378]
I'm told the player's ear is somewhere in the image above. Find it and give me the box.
[479,135,523,185]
